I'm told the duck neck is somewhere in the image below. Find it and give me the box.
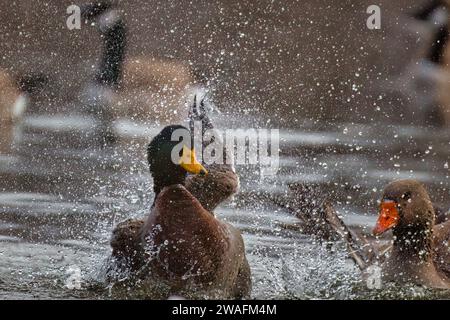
[152,172,186,201]
[392,223,434,262]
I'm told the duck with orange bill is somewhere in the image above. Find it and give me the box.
[373,179,450,289]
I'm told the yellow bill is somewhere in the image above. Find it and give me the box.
[179,145,208,175]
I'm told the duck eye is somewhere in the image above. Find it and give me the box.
[401,192,411,200]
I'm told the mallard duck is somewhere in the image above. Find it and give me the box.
[106,119,250,298]
[372,179,450,289]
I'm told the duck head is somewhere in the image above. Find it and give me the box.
[147,125,207,195]
[373,179,435,236]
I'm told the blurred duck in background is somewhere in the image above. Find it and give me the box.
[0,69,20,154]
[0,69,47,154]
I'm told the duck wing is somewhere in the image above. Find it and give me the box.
[110,219,144,255]
[185,164,239,212]
[321,201,377,270]
[434,204,449,224]
[263,183,378,270]
[186,92,239,212]
[105,218,146,281]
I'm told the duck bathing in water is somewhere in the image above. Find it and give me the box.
[104,98,251,299]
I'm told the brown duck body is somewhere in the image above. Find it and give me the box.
[108,165,250,299]
[139,184,249,298]
[375,180,450,289]
[382,222,450,289]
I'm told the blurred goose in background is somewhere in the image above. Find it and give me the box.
[79,1,194,147]
[408,0,450,126]
[78,2,126,145]
[378,0,450,127]
[414,0,449,64]
[414,0,450,126]
[372,180,450,289]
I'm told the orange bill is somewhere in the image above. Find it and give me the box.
[373,200,399,236]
